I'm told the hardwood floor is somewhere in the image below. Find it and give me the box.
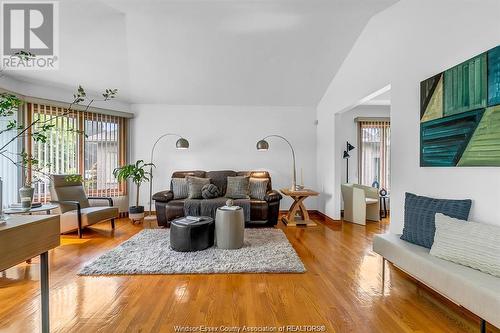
[0,215,498,333]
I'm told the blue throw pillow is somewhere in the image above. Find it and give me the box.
[400,192,472,248]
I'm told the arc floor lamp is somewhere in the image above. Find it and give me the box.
[145,133,189,222]
[256,134,301,191]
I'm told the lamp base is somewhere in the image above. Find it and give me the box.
[143,215,159,229]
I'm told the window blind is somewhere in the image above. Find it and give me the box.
[28,103,127,202]
[358,120,390,191]
[83,111,127,197]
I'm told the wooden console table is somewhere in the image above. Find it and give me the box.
[280,188,319,227]
[0,215,60,333]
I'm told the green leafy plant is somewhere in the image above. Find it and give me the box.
[0,51,118,186]
[113,160,154,208]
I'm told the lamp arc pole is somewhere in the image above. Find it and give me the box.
[148,133,188,217]
[258,134,297,191]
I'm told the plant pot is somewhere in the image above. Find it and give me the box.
[19,186,34,209]
[129,206,145,223]
[129,206,144,214]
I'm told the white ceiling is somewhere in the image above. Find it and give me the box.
[5,0,397,106]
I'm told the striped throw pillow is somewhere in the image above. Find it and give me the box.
[249,178,268,200]
[172,178,189,199]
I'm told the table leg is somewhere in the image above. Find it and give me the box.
[286,199,301,222]
[383,198,387,218]
[40,251,49,333]
[282,196,316,227]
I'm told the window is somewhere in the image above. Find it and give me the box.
[0,109,18,208]
[358,120,390,190]
[28,103,127,202]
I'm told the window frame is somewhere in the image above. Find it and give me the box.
[25,102,128,201]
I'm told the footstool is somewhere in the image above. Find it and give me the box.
[170,217,214,252]
[215,207,244,249]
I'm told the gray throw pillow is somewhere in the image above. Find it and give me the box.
[187,176,210,199]
[171,178,189,199]
[201,183,221,199]
[225,176,250,199]
[249,177,268,200]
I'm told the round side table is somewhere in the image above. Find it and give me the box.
[215,207,244,249]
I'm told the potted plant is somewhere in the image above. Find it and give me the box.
[113,160,154,222]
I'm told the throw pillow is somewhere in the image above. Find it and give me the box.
[186,176,210,199]
[400,192,472,248]
[171,178,189,199]
[225,176,250,199]
[431,213,500,278]
[249,177,268,200]
[201,183,221,199]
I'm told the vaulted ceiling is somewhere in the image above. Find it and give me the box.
[5,0,397,106]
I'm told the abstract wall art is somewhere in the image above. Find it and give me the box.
[420,45,500,167]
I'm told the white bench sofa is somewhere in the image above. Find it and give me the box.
[373,233,500,332]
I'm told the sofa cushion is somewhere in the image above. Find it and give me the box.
[171,171,206,179]
[249,177,268,200]
[400,192,472,248]
[172,178,189,199]
[187,176,210,199]
[373,233,500,329]
[206,170,237,194]
[431,213,500,278]
[201,183,221,199]
[225,176,250,199]
[238,171,272,192]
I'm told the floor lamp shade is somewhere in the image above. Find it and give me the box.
[343,141,355,183]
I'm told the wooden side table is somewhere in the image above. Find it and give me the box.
[280,188,319,227]
[0,215,60,333]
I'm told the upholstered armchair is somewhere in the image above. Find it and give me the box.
[50,175,119,238]
[341,183,380,225]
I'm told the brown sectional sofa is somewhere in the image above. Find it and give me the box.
[153,170,282,227]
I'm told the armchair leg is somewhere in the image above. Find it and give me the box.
[77,212,83,239]
[111,218,115,229]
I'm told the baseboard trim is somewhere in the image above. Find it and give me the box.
[279,210,340,224]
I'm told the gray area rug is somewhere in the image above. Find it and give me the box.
[79,228,305,275]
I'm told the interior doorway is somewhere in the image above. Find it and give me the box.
[335,86,391,220]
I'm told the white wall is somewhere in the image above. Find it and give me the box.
[317,0,500,229]
[130,105,317,211]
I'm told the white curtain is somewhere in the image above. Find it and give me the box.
[0,110,19,208]
[358,121,390,190]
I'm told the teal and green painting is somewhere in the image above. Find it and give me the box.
[420,45,500,166]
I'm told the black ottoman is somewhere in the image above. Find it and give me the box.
[170,217,215,252]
